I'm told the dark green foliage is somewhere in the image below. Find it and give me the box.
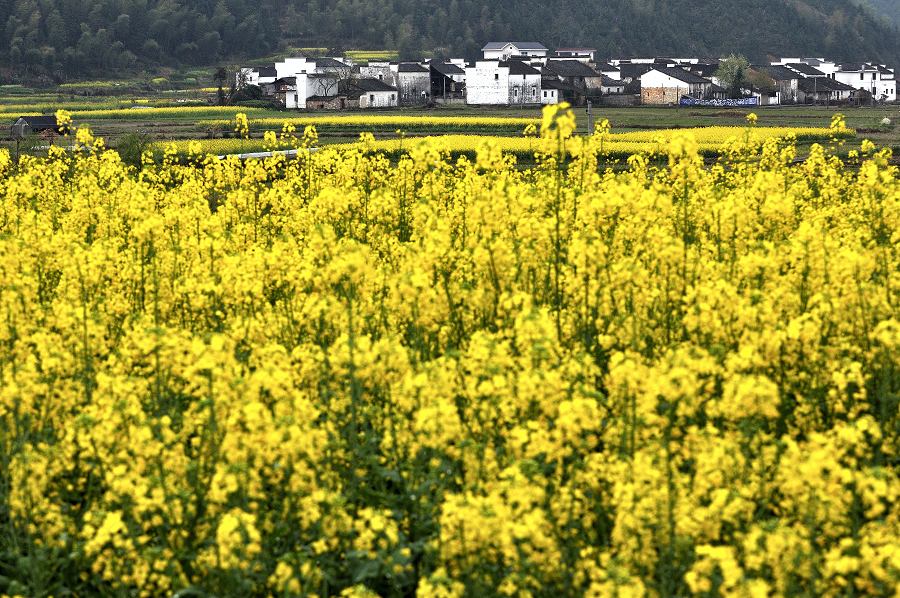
[0,1,898,78]
[116,130,153,169]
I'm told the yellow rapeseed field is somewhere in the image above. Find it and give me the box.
[0,106,898,597]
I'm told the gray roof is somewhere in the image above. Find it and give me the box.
[14,115,64,132]
[314,57,348,69]
[753,65,800,81]
[600,75,624,87]
[544,59,600,77]
[502,60,541,76]
[430,61,465,76]
[483,41,548,51]
[398,63,429,73]
[351,78,397,92]
[646,66,710,85]
[799,77,856,92]
[839,63,877,72]
[785,63,825,77]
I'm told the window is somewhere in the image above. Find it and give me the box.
[861,73,864,80]
[370,94,375,103]
[494,73,499,81]
[543,90,547,98]
[513,88,518,97]
[872,73,876,80]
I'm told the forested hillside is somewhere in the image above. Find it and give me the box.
[862,0,900,26]
[2,0,899,79]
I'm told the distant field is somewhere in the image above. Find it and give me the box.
[2,89,897,158]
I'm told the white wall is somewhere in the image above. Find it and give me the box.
[541,88,558,104]
[465,61,510,104]
[359,90,398,108]
[508,73,541,104]
[276,57,314,79]
[283,74,309,109]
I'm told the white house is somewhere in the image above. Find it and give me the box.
[237,65,277,88]
[482,42,549,62]
[347,79,399,108]
[836,63,896,101]
[640,66,712,104]
[465,60,542,105]
[601,75,626,95]
[274,75,309,109]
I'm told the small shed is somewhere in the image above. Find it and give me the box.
[12,115,69,139]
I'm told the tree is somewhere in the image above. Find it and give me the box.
[715,54,751,99]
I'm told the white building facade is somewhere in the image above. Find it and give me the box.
[482,42,549,62]
[465,60,542,105]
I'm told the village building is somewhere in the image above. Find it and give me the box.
[359,61,396,84]
[539,80,561,105]
[430,61,467,102]
[346,78,399,108]
[835,63,896,101]
[274,76,304,109]
[640,66,712,104]
[596,62,622,80]
[11,115,69,139]
[600,75,626,95]
[465,60,542,105]
[237,65,278,88]
[396,62,431,105]
[482,42,549,62]
[797,77,857,104]
[750,65,800,105]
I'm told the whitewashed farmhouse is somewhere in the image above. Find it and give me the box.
[347,79,399,108]
[465,60,543,105]
[482,42,549,62]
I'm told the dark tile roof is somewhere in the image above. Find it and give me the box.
[14,115,64,132]
[601,75,625,87]
[839,63,876,72]
[398,63,429,73]
[430,61,465,76]
[351,78,397,92]
[686,63,718,77]
[256,66,277,78]
[752,65,800,81]
[785,63,825,77]
[646,66,710,85]
[544,59,600,77]
[315,57,348,70]
[541,78,576,92]
[798,78,856,92]
[502,60,541,76]
[617,63,654,79]
[596,62,619,72]
[555,47,596,52]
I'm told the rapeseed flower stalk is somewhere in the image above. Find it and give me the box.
[0,104,896,597]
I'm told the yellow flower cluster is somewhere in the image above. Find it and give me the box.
[0,103,897,597]
[342,125,845,158]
